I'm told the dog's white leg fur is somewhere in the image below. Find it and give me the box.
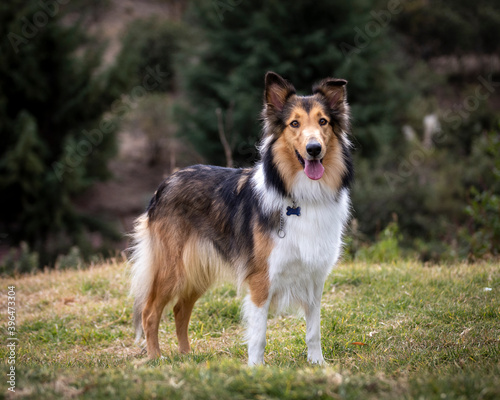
[243,295,271,366]
[305,283,325,364]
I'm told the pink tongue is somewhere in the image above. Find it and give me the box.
[304,160,324,180]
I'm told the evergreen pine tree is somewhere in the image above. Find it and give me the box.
[178,0,416,165]
[0,1,135,267]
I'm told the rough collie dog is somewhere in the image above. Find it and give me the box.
[130,71,353,365]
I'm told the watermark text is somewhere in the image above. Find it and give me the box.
[6,286,17,393]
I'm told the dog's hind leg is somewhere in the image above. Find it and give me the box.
[173,291,202,354]
[142,283,171,359]
[141,258,181,359]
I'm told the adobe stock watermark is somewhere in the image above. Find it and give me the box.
[339,0,403,58]
[52,65,168,182]
[8,0,70,54]
[384,73,500,191]
[6,286,17,393]
[212,0,245,22]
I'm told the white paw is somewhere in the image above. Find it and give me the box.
[308,356,325,365]
[307,350,325,365]
[248,357,264,366]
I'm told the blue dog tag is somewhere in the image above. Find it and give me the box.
[286,206,301,216]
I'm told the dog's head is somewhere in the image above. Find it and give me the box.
[262,72,350,190]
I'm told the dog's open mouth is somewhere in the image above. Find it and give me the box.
[295,150,324,180]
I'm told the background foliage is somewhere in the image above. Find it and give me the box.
[0,1,133,266]
[1,0,499,271]
[179,0,417,164]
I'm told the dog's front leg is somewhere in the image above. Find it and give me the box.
[243,295,270,366]
[305,285,325,364]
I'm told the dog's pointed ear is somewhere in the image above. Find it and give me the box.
[264,72,296,112]
[313,78,348,110]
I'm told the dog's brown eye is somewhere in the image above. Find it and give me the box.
[319,118,328,126]
[290,120,300,128]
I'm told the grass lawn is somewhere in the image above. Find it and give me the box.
[1,259,498,399]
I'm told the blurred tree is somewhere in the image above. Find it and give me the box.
[394,0,500,59]
[178,0,418,165]
[0,1,134,267]
[128,93,178,168]
[116,17,187,93]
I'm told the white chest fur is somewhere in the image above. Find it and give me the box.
[251,164,351,311]
[268,188,350,312]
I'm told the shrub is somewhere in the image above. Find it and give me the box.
[0,242,39,276]
[56,247,84,270]
[460,131,500,260]
[355,220,403,263]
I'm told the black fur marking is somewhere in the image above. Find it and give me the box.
[340,141,354,190]
[295,150,305,167]
[147,179,169,217]
[215,169,255,260]
[262,138,288,197]
[283,90,297,103]
[300,97,314,114]
[279,100,298,122]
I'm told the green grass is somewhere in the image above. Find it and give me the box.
[1,260,499,399]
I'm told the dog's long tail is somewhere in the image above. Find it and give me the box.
[129,214,155,343]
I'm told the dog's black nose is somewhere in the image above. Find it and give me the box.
[306,141,322,158]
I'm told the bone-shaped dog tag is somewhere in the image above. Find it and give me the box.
[286,206,301,216]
